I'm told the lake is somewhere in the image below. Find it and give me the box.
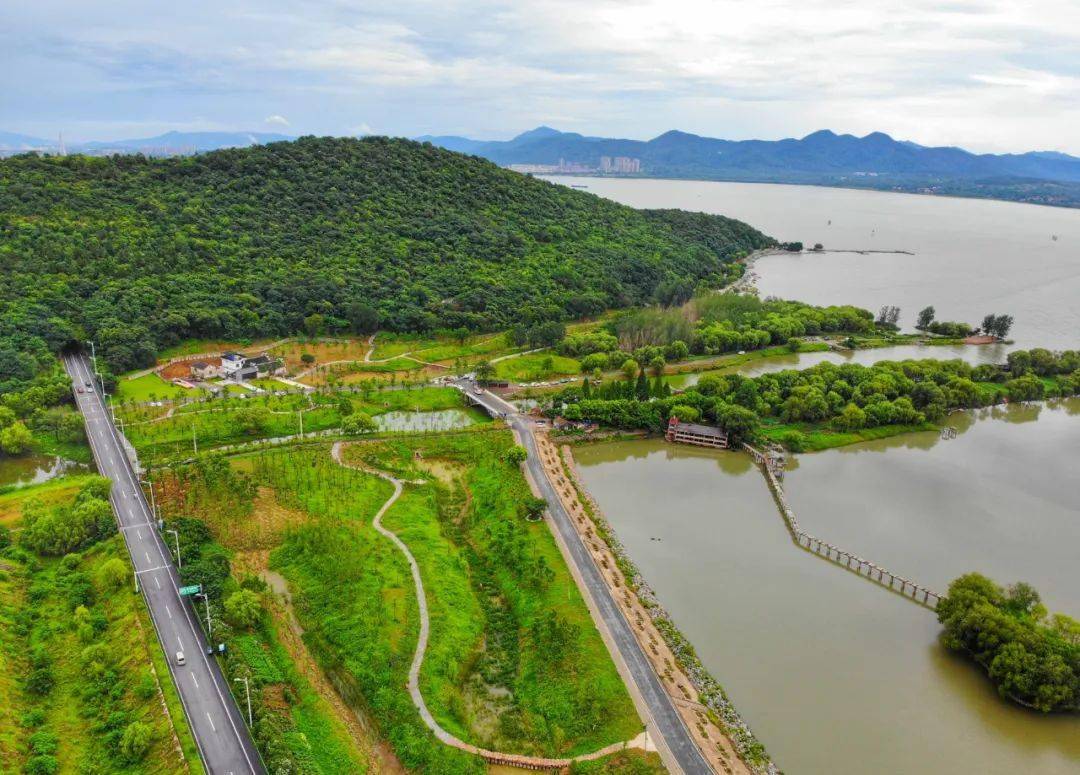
[574,398,1080,775]
[548,177,1080,773]
[549,177,1080,349]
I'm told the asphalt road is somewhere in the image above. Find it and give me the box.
[65,354,263,775]
[458,381,713,775]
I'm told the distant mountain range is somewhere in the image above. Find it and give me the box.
[416,127,1080,207]
[6,125,1080,207]
[0,130,293,157]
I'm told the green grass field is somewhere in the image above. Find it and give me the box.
[115,372,201,403]
[119,387,476,460]
[163,433,643,771]
[494,352,581,382]
[345,432,642,757]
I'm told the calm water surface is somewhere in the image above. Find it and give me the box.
[666,343,1005,389]
[0,454,87,487]
[574,399,1080,775]
[550,177,1080,350]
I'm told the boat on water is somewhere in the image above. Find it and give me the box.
[570,184,589,189]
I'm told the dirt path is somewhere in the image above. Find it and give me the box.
[329,441,645,770]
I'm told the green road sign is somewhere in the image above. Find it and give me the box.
[178,584,202,596]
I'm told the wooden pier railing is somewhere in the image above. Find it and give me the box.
[743,444,942,610]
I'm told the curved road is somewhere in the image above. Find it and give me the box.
[455,379,713,775]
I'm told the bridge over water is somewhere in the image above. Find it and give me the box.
[743,444,942,610]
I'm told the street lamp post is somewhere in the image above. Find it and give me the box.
[234,677,253,726]
[166,529,182,568]
[146,478,158,521]
[85,340,97,378]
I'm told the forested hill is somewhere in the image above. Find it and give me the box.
[0,136,772,383]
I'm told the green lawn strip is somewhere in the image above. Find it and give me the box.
[411,333,522,363]
[381,488,484,744]
[30,427,94,464]
[495,353,582,382]
[759,419,937,451]
[116,372,199,403]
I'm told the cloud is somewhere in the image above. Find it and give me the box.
[351,122,374,136]
[1,0,1078,153]
[264,114,290,126]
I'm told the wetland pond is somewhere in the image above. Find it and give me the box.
[574,398,1080,775]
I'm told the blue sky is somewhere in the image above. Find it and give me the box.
[2,0,1078,153]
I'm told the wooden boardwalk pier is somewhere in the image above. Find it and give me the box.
[743,444,942,610]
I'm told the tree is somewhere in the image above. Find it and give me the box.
[119,721,153,763]
[300,352,316,366]
[303,313,326,337]
[649,355,666,377]
[98,558,128,590]
[621,359,639,381]
[224,589,263,629]
[634,368,649,401]
[831,402,867,431]
[474,360,496,384]
[342,412,377,434]
[503,445,528,465]
[916,306,936,330]
[0,421,34,455]
[669,404,700,422]
[714,403,759,443]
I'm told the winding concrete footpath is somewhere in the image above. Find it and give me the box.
[328,442,644,770]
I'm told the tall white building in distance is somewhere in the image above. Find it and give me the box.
[600,156,642,173]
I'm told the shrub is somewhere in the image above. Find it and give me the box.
[224,589,263,629]
[119,721,154,762]
[98,557,128,590]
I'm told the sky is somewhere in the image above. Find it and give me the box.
[2,0,1079,153]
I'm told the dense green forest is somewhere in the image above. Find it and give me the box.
[938,574,1079,712]
[0,137,773,386]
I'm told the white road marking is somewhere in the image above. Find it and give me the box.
[166,605,173,620]
[137,529,143,539]
[191,674,200,689]
[154,576,161,590]
[177,634,183,650]
[145,551,152,565]
[206,713,217,733]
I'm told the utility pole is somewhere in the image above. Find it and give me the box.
[192,422,198,455]
[166,529,182,568]
[234,677,253,726]
[197,593,212,639]
[298,410,304,439]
